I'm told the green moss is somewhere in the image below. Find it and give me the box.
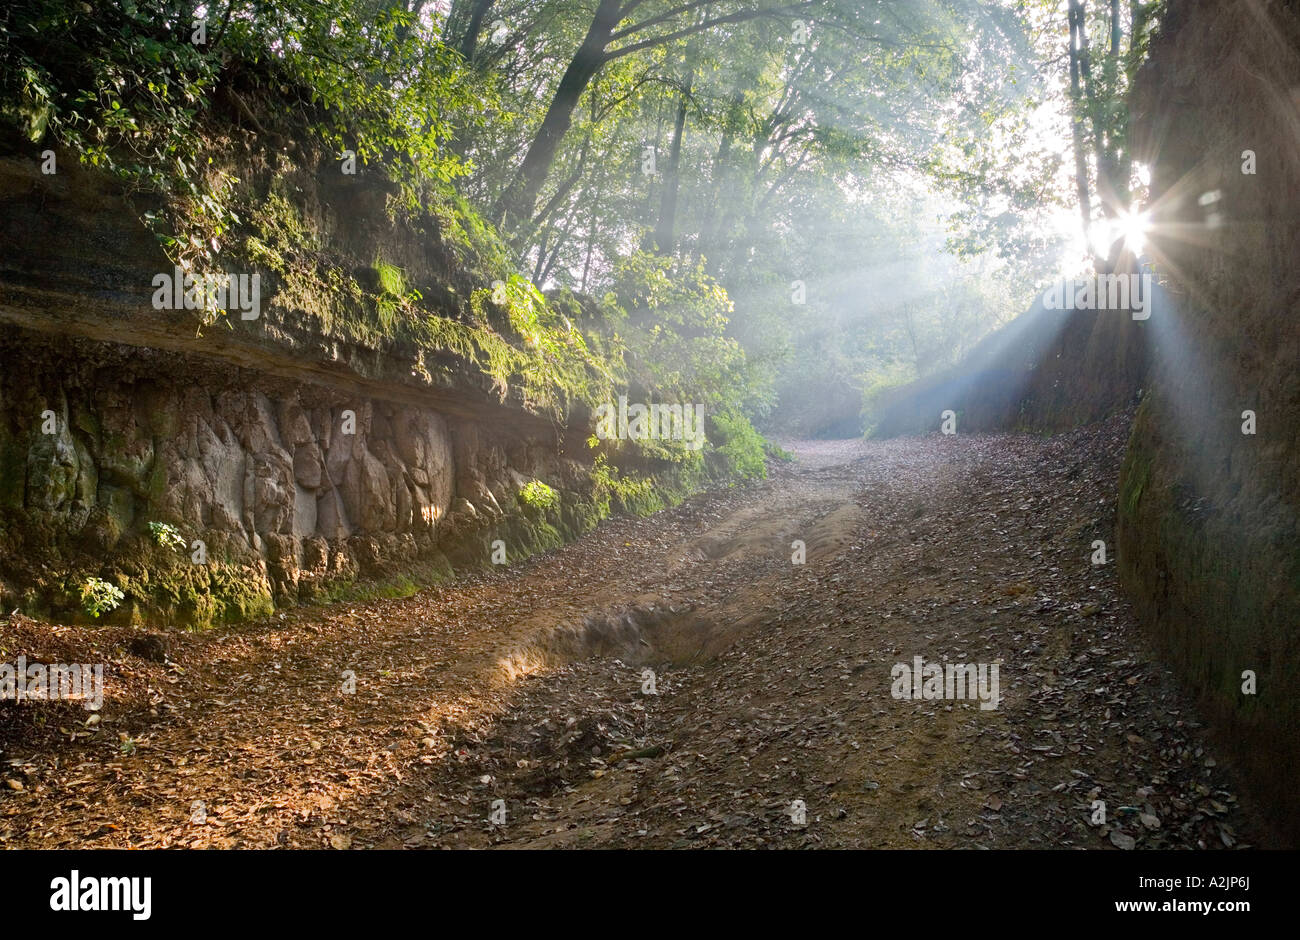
[518,479,559,511]
[561,497,604,537]
[145,459,171,510]
[375,259,406,298]
[327,574,418,603]
[114,557,274,630]
[428,189,512,276]
[1119,399,1300,843]
[4,430,747,631]
[240,186,622,425]
[312,554,453,606]
[70,402,101,441]
[242,188,372,341]
[1121,452,1148,518]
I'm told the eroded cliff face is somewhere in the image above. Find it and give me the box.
[0,133,685,627]
[861,0,1300,842]
[867,291,1150,438]
[1120,0,1300,844]
[0,328,603,625]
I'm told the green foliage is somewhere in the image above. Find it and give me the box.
[80,576,124,619]
[428,189,513,276]
[148,521,186,552]
[373,259,422,335]
[449,273,623,417]
[518,480,559,511]
[590,455,661,517]
[230,2,481,196]
[375,260,406,299]
[860,360,922,435]
[764,441,796,463]
[709,410,768,482]
[0,0,485,274]
[1,1,229,268]
[0,0,1071,491]
[608,253,748,410]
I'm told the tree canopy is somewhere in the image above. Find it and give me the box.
[0,0,1163,436]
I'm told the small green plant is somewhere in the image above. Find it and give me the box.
[375,259,406,297]
[518,480,559,511]
[80,577,124,619]
[711,410,768,481]
[373,259,422,334]
[119,735,138,756]
[764,440,796,463]
[590,454,660,516]
[148,521,187,552]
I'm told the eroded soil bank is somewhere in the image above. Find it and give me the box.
[0,419,1266,848]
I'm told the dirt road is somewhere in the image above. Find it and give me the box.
[0,416,1264,848]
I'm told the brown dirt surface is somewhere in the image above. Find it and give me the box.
[0,414,1267,849]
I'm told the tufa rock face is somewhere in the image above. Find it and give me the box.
[1120,0,1300,846]
[0,132,686,628]
[0,330,585,624]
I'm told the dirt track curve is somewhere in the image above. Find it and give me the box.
[0,415,1265,849]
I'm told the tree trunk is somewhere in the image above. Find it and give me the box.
[653,79,691,253]
[495,0,623,231]
[458,0,495,63]
[580,167,604,293]
[1094,0,1124,221]
[1067,1,1094,251]
[697,91,742,270]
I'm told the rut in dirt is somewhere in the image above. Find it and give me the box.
[0,415,1264,849]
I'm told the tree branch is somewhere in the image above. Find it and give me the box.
[609,0,718,42]
[605,2,815,60]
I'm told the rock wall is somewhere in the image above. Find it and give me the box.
[0,326,596,625]
[867,289,1151,438]
[863,0,1300,843]
[1120,0,1300,845]
[0,125,694,627]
